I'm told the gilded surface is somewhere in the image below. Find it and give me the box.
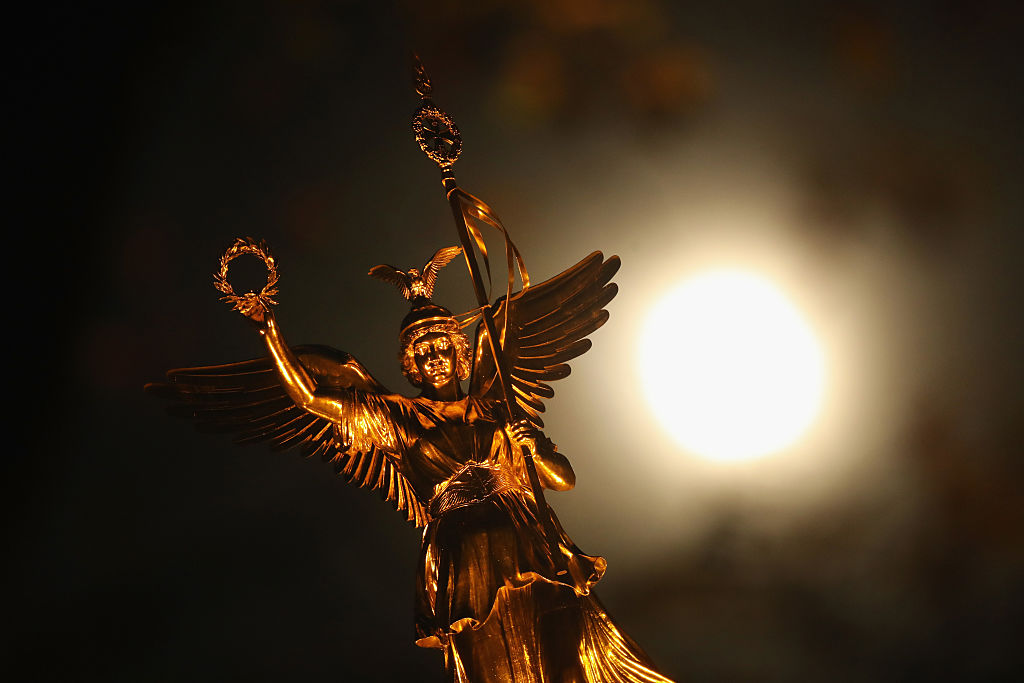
[413,104,462,168]
[148,59,675,682]
[212,236,279,319]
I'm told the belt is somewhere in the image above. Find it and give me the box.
[428,462,521,518]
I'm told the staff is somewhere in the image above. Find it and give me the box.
[410,56,566,573]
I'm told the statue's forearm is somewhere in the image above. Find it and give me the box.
[261,314,317,407]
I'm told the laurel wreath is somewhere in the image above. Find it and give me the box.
[213,237,279,318]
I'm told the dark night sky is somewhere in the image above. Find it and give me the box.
[13,1,1023,681]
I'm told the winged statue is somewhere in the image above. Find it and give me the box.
[148,244,675,682]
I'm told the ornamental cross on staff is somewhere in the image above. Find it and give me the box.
[147,57,675,683]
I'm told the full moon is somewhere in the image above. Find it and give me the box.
[639,270,825,462]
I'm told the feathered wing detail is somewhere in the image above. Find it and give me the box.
[421,246,463,299]
[146,346,430,527]
[368,264,413,301]
[468,252,620,428]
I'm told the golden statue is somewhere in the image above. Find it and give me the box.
[149,59,675,683]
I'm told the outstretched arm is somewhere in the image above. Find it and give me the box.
[506,420,576,491]
[259,311,338,421]
[250,308,405,454]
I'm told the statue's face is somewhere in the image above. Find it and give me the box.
[413,331,457,388]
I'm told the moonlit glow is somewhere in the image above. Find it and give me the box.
[640,270,825,462]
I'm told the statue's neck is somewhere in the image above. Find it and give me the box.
[420,380,463,402]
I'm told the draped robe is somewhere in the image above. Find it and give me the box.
[335,389,674,683]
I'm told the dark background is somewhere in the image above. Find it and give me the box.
[13,1,1023,681]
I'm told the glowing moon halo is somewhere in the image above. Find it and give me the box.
[639,270,825,462]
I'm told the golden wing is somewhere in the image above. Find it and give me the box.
[368,264,413,301]
[421,246,463,299]
[147,345,430,527]
[468,252,620,427]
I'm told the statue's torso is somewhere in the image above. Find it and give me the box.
[398,396,513,504]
